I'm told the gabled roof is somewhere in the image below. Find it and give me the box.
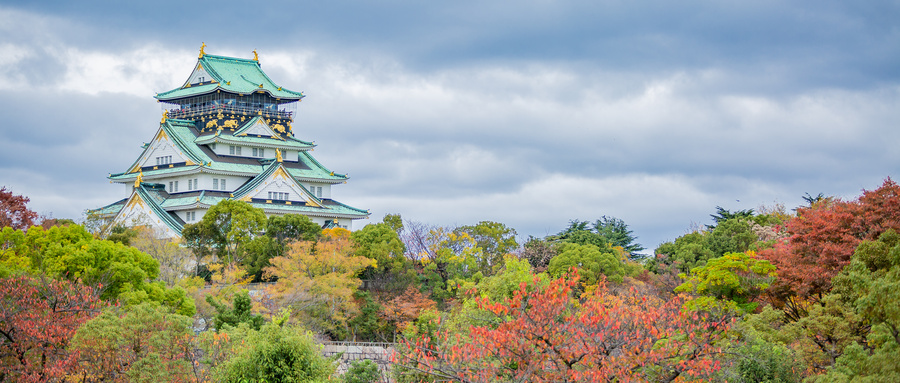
[155,54,304,102]
[110,119,347,184]
[108,184,185,235]
[231,161,323,207]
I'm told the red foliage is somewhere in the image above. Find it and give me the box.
[0,187,38,231]
[0,276,104,382]
[761,179,900,307]
[379,286,437,332]
[395,272,732,382]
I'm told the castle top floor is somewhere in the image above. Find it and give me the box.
[156,45,304,124]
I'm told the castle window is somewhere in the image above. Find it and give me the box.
[174,181,179,192]
[317,187,322,198]
[236,147,241,155]
[210,143,216,150]
[188,179,192,190]
[220,179,226,190]
[229,146,235,155]
[259,148,265,157]
[213,179,218,189]
[169,182,173,192]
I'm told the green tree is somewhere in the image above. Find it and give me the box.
[814,229,900,381]
[593,216,645,256]
[0,224,194,315]
[456,221,518,277]
[344,359,380,383]
[709,206,755,228]
[69,303,195,382]
[547,242,626,285]
[182,199,266,267]
[382,213,404,235]
[551,220,607,249]
[675,250,777,314]
[207,290,264,331]
[210,322,336,383]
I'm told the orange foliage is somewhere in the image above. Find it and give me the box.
[395,272,731,382]
[379,286,437,331]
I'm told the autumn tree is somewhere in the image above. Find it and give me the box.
[395,272,732,383]
[243,213,322,282]
[0,187,38,231]
[0,275,104,382]
[760,178,900,307]
[130,225,192,286]
[68,303,195,382]
[518,236,557,272]
[265,227,375,338]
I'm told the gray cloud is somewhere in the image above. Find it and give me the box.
[0,3,898,250]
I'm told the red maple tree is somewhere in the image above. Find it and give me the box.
[395,272,732,382]
[0,276,104,382]
[0,187,38,231]
[760,178,900,316]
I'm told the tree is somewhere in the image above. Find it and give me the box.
[0,224,194,316]
[456,221,518,277]
[395,272,732,383]
[130,225,192,286]
[709,206,755,228]
[266,228,375,338]
[68,303,195,382]
[518,236,557,272]
[547,242,626,285]
[244,214,322,282]
[344,359,380,383]
[182,199,266,267]
[0,187,38,231]
[551,220,607,249]
[207,290,263,331]
[207,321,336,383]
[382,213,404,235]
[760,178,900,307]
[351,222,408,288]
[675,250,777,314]
[0,275,104,382]
[593,216,644,255]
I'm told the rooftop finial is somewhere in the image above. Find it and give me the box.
[199,42,206,58]
[276,148,283,162]
[134,169,144,188]
[161,110,168,124]
[253,49,259,62]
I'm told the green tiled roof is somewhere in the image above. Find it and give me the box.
[136,184,185,233]
[155,54,304,101]
[110,119,346,183]
[194,134,313,150]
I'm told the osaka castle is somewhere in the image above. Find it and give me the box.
[96,45,369,237]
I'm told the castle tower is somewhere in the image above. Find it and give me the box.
[96,46,369,237]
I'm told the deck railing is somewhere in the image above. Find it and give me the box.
[166,104,293,120]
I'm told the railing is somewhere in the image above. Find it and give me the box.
[321,341,395,348]
[167,104,293,120]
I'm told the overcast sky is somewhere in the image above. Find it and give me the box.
[1,1,898,252]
